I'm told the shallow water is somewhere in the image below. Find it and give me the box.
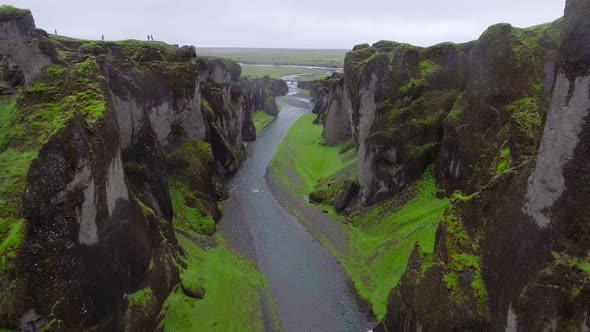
[220,83,373,331]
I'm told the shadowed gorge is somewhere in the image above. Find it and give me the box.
[0,1,588,331]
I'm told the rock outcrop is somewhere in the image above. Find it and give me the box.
[0,6,254,331]
[241,75,288,141]
[304,0,589,330]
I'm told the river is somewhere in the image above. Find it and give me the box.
[220,79,374,332]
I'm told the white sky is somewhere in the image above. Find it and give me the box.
[4,0,565,49]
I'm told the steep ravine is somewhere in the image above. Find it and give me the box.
[220,82,374,331]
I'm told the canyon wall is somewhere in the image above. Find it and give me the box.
[311,0,589,329]
[0,6,255,331]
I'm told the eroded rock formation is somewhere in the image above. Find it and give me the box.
[0,6,256,331]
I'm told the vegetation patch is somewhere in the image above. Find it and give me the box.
[252,111,275,132]
[419,59,439,76]
[496,147,511,174]
[0,218,25,273]
[346,170,450,319]
[0,5,30,21]
[270,113,356,196]
[127,287,155,310]
[508,98,542,141]
[170,181,216,236]
[441,213,488,316]
[161,233,273,332]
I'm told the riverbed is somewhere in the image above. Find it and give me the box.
[220,81,373,331]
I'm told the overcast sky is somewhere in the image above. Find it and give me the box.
[5,0,565,49]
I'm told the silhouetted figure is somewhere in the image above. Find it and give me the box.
[151,34,154,42]
[101,34,104,41]
[147,35,150,41]
[54,29,57,36]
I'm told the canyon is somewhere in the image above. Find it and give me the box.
[0,0,588,331]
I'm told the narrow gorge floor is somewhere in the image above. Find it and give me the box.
[220,84,374,331]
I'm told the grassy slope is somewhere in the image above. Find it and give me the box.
[270,113,356,196]
[162,141,276,331]
[348,172,449,319]
[241,64,330,80]
[162,233,273,332]
[252,111,275,132]
[269,114,449,319]
[197,48,345,68]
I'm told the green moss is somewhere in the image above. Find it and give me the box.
[443,272,460,292]
[496,147,511,174]
[252,110,275,132]
[161,234,274,331]
[170,181,216,236]
[0,218,25,273]
[78,42,106,56]
[445,93,464,124]
[0,99,17,150]
[508,98,542,140]
[127,287,155,308]
[0,150,38,218]
[347,169,450,319]
[38,319,60,332]
[409,110,444,128]
[399,78,424,97]
[201,99,215,118]
[45,65,68,76]
[419,59,438,76]
[552,252,590,277]
[441,212,488,315]
[407,142,437,159]
[452,191,477,202]
[0,5,30,21]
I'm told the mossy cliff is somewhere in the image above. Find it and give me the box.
[299,0,589,329]
[240,75,288,140]
[0,6,258,331]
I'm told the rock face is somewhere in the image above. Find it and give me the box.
[308,73,352,146]
[306,0,589,330]
[240,75,288,141]
[242,75,288,116]
[0,7,253,331]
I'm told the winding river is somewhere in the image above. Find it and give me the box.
[220,78,373,331]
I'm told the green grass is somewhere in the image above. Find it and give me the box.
[419,59,438,76]
[170,181,216,236]
[197,48,345,68]
[0,150,38,218]
[127,287,155,308]
[496,147,511,174]
[252,111,275,132]
[270,113,356,196]
[269,113,449,318]
[241,64,330,80]
[0,218,25,272]
[0,99,17,151]
[161,233,273,332]
[0,5,30,21]
[346,171,449,319]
